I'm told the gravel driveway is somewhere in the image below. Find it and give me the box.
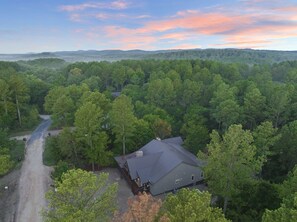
[16,117,52,222]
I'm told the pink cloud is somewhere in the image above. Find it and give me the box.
[69,14,84,22]
[111,0,129,10]
[94,13,109,20]
[171,43,201,50]
[71,0,297,49]
[160,32,191,41]
[59,3,101,12]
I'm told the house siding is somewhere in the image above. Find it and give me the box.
[150,163,203,196]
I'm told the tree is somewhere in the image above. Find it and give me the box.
[161,188,229,222]
[265,84,290,127]
[110,95,136,155]
[8,75,29,127]
[52,95,75,126]
[43,169,118,222]
[201,125,263,213]
[0,79,10,115]
[243,84,266,128]
[181,105,210,154]
[25,75,50,112]
[57,128,80,164]
[181,121,209,154]
[51,160,72,182]
[262,192,297,222]
[75,102,111,171]
[279,166,297,200]
[113,192,168,222]
[152,118,172,140]
[264,120,297,182]
[180,79,202,107]
[252,121,280,161]
[44,86,67,113]
[128,119,154,152]
[111,65,127,90]
[262,167,297,221]
[210,82,241,130]
[146,78,176,109]
[79,91,111,115]
[227,180,281,222]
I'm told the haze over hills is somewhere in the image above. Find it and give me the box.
[1,48,297,64]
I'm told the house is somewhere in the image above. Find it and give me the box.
[115,137,205,196]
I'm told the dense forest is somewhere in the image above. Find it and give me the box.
[1,57,297,221]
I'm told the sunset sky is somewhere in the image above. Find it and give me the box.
[1,0,297,53]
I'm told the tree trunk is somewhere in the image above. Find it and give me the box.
[223,197,229,214]
[73,143,79,164]
[15,95,21,126]
[92,162,95,172]
[90,136,95,172]
[4,98,7,115]
[123,135,126,156]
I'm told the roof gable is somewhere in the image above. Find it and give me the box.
[115,137,203,184]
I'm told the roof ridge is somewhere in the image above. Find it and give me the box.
[163,141,198,165]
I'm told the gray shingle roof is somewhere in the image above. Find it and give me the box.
[115,137,204,185]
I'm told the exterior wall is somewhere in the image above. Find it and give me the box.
[150,163,203,196]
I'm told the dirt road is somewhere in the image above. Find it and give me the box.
[16,117,52,222]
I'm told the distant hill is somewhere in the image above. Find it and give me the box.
[1,48,297,64]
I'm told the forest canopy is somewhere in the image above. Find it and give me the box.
[2,56,297,221]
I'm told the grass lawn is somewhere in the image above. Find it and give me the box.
[9,130,33,137]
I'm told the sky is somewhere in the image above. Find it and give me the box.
[1,0,297,53]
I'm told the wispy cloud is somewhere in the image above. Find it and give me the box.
[69,14,84,22]
[68,0,297,49]
[171,43,201,50]
[59,0,129,12]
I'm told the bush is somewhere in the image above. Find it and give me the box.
[0,155,14,176]
[51,160,72,182]
[43,136,61,166]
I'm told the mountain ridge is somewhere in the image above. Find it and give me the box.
[1,48,297,64]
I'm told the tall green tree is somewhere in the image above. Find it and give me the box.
[161,188,229,222]
[180,79,203,107]
[243,84,266,128]
[201,125,263,213]
[252,121,280,161]
[52,95,75,126]
[75,102,111,171]
[146,78,176,109]
[262,167,297,221]
[265,84,290,127]
[262,192,297,222]
[0,79,10,115]
[181,121,209,154]
[279,166,297,200]
[44,86,67,114]
[110,95,136,155]
[264,120,297,182]
[8,75,29,126]
[227,181,281,222]
[43,169,118,222]
[58,127,81,165]
[210,82,241,130]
